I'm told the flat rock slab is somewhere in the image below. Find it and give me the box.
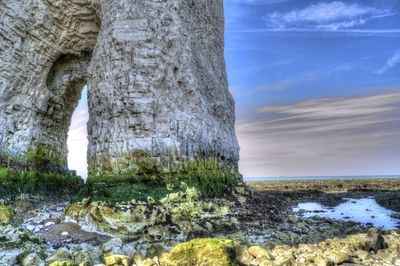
[40,222,111,247]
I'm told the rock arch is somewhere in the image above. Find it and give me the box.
[0,0,240,185]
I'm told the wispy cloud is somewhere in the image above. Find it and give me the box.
[236,91,400,177]
[232,62,358,99]
[376,50,400,74]
[226,28,400,37]
[255,79,297,92]
[226,0,292,26]
[263,1,395,30]
[233,57,300,73]
[230,0,290,5]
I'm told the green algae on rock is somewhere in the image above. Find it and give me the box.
[88,156,242,198]
[21,252,45,266]
[101,254,130,266]
[80,181,172,203]
[0,225,46,265]
[74,250,95,266]
[64,187,233,239]
[166,238,238,266]
[24,144,68,173]
[46,248,73,265]
[48,260,74,266]
[0,204,13,225]
[0,144,84,199]
[0,167,83,197]
[0,144,66,172]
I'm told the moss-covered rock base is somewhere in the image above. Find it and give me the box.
[0,145,83,198]
[0,167,83,198]
[87,156,242,199]
[0,144,68,174]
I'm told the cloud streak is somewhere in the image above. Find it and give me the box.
[263,1,395,30]
[233,57,300,73]
[226,28,400,37]
[376,50,400,74]
[236,91,400,177]
[230,0,290,5]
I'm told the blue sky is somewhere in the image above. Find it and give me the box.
[68,0,400,178]
[225,0,400,114]
[225,0,400,177]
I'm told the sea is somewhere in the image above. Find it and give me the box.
[244,175,400,182]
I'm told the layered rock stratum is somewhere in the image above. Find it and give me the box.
[0,0,240,183]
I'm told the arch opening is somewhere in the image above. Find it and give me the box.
[67,86,89,180]
[37,50,92,173]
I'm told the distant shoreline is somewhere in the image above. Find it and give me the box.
[246,178,400,192]
[244,175,400,182]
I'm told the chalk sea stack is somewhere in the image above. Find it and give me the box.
[0,0,241,192]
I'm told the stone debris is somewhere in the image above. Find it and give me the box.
[1,190,400,265]
[2,229,399,266]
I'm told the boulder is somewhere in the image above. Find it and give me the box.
[165,238,238,266]
[365,228,387,252]
[46,248,72,265]
[323,250,349,264]
[132,251,144,265]
[146,244,167,259]
[48,261,74,266]
[101,254,130,266]
[270,245,294,265]
[248,245,272,260]
[0,205,13,225]
[313,255,328,266]
[73,251,95,266]
[102,238,123,254]
[0,250,21,266]
[236,246,253,265]
[21,253,44,266]
[355,249,369,261]
[287,216,298,223]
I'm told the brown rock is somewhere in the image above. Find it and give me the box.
[365,228,387,252]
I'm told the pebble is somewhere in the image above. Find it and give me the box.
[45,222,55,227]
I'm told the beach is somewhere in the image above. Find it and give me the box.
[246,177,400,192]
[1,177,400,265]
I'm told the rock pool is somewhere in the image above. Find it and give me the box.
[294,197,400,230]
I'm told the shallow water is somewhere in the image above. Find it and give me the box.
[293,197,400,230]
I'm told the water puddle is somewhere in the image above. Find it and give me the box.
[293,197,400,230]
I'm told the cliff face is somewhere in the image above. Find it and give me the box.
[0,0,240,182]
[0,0,101,172]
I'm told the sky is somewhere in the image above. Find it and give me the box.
[68,0,400,178]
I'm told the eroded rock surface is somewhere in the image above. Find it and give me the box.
[0,0,240,183]
[0,0,100,171]
[64,187,235,241]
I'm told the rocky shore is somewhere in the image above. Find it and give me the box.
[246,178,400,192]
[0,180,399,265]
